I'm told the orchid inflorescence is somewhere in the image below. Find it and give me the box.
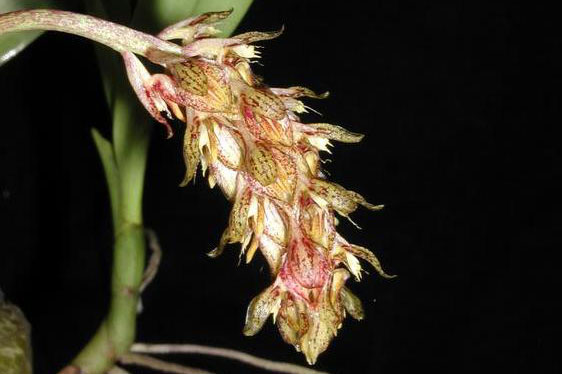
[0,8,394,364]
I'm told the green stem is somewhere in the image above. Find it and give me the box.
[71,224,145,374]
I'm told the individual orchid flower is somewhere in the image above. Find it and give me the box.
[0,8,395,365]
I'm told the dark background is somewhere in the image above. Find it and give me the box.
[0,1,559,373]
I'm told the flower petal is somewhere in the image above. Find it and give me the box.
[228,188,252,241]
[157,9,232,42]
[233,27,285,44]
[340,287,364,320]
[121,52,173,137]
[246,144,278,186]
[243,285,281,336]
[300,305,338,365]
[277,295,304,347]
[169,60,208,96]
[271,86,329,99]
[309,179,358,216]
[242,88,287,121]
[180,115,201,186]
[305,123,364,143]
[346,244,397,279]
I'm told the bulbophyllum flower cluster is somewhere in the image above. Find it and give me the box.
[127,11,394,364]
[0,8,394,365]
[124,10,396,364]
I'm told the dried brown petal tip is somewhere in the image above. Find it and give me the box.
[274,86,330,99]
[197,8,234,24]
[308,123,365,143]
[235,26,285,44]
[349,192,384,211]
[347,244,397,279]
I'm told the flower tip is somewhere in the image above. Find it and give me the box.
[161,122,174,139]
[206,247,223,258]
[382,273,398,279]
[243,286,279,336]
[359,201,384,211]
[305,354,317,366]
[194,8,234,25]
[235,26,285,44]
[220,8,235,19]
[242,323,257,337]
[179,170,195,187]
[302,344,323,366]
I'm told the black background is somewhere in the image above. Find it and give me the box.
[0,1,560,373]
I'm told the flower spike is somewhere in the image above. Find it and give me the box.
[0,8,395,365]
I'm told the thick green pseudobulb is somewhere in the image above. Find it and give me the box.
[0,293,32,374]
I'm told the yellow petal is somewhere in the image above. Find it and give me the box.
[247,144,278,186]
[330,268,350,308]
[345,251,363,280]
[307,136,332,153]
[180,119,201,187]
[304,151,320,176]
[243,88,286,120]
[245,234,260,264]
[243,286,281,336]
[340,287,364,320]
[309,179,358,216]
[229,189,252,241]
[200,61,233,112]
[300,309,337,365]
[169,60,208,96]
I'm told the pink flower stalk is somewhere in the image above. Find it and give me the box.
[0,9,395,364]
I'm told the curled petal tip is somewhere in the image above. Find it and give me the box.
[310,90,330,99]
[164,124,174,139]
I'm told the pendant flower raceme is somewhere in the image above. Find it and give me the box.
[0,9,395,364]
